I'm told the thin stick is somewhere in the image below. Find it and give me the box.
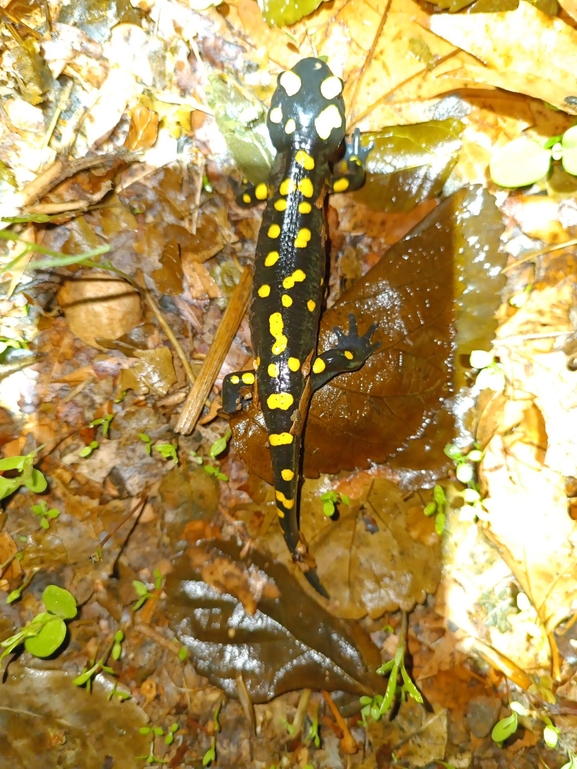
[175,267,252,434]
[501,238,577,274]
[321,691,357,754]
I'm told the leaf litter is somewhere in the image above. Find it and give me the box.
[1,0,577,767]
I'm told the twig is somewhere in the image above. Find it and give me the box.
[322,691,357,754]
[501,239,577,274]
[175,267,252,435]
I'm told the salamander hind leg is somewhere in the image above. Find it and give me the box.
[222,370,256,413]
[311,314,380,392]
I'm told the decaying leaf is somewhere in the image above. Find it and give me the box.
[429,4,577,113]
[353,119,464,213]
[0,664,148,769]
[57,271,142,350]
[165,538,387,702]
[117,347,177,396]
[231,186,506,483]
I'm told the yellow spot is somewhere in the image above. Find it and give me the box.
[255,183,268,200]
[314,104,343,141]
[298,178,314,198]
[230,375,240,384]
[281,294,293,307]
[295,150,315,170]
[333,177,350,193]
[277,507,285,518]
[242,372,255,384]
[274,199,287,212]
[299,201,312,214]
[253,356,260,369]
[269,312,288,355]
[275,489,295,509]
[285,119,296,135]
[283,269,306,289]
[320,75,343,100]
[294,228,311,249]
[312,358,326,374]
[268,224,281,239]
[268,363,279,377]
[258,284,271,298]
[344,350,354,360]
[242,193,251,204]
[269,432,294,446]
[307,300,316,312]
[267,392,294,411]
[242,177,248,183]
[269,107,283,124]
[265,251,279,267]
[281,469,295,482]
[279,70,302,96]
[280,178,297,196]
[288,357,300,372]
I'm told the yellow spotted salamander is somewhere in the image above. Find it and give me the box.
[223,58,379,597]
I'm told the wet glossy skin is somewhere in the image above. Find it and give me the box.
[223,58,377,595]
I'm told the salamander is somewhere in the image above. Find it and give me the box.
[223,58,379,597]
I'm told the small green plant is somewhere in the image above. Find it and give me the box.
[490,125,577,188]
[306,713,320,748]
[203,699,222,766]
[423,484,447,535]
[112,630,124,661]
[31,500,60,530]
[177,645,188,662]
[359,615,423,724]
[561,752,577,769]
[154,443,178,464]
[138,722,179,765]
[319,490,350,518]
[0,335,28,355]
[189,431,231,482]
[139,434,153,455]
[0,586,77,665]
[80,441,99,458]
[73,629,130,700]
[0,450,48,501]
[90,414,114,437]
[469,350,505,392]
[132,568,164,612]
[444,443,486,521]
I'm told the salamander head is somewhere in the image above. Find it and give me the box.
[267,58,346,154]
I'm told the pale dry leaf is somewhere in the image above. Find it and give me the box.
[429,4,577,113]
[58,272,142,350]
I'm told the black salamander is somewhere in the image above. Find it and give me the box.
[223,58,379,596]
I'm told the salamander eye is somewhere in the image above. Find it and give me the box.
[266,57,346,153]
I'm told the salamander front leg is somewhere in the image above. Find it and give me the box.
[330,128,374,193]
[222,370,256,413]
[311,314,380,392]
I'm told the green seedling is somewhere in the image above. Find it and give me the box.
[0,586,77,665]
[73,629,130,700]
[132,568,164,612]
[6,568,36,603]
[423,484,447,535]
[306,714,320,748]
[469,350,505,392]
[543,716,561,748]
[139,434,153,455]
[203,174,214,193]
[561,752,577,769]
[490,124,577,188]
[0,549,23,577]
[0,230,110,272]
[31,500,60,530]
[80,441,99,458]
[0,335,28,355]
[112,630,124,661]
[359,615,423,724]
[280,718,296,736]
[491,711,518,745]
[154,443,178,464]
[319,490,350,518]
[444,443,486,521]
[138,722,179,765]
[177,646,188,662]
[203,699,222,767]
[90,414,114,437]
[0,450,48,501]
[189,432,231,482]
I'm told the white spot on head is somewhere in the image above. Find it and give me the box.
[320,76,343,100]
[269,107,283,124]
[279,70,302,97]
[285,118,296,135]
[314,104,343,140]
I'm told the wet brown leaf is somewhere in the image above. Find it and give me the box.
[57,271,142,350]
[165,539,387,702]
[231,186,506,483]
[117,347,177,396]
[302,479,442,619]
[0,664,148,769]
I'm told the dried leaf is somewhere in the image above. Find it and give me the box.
[117,347,177,396]
[429,4,577,113]
[165,539,386,702]
[58,271,142,350]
